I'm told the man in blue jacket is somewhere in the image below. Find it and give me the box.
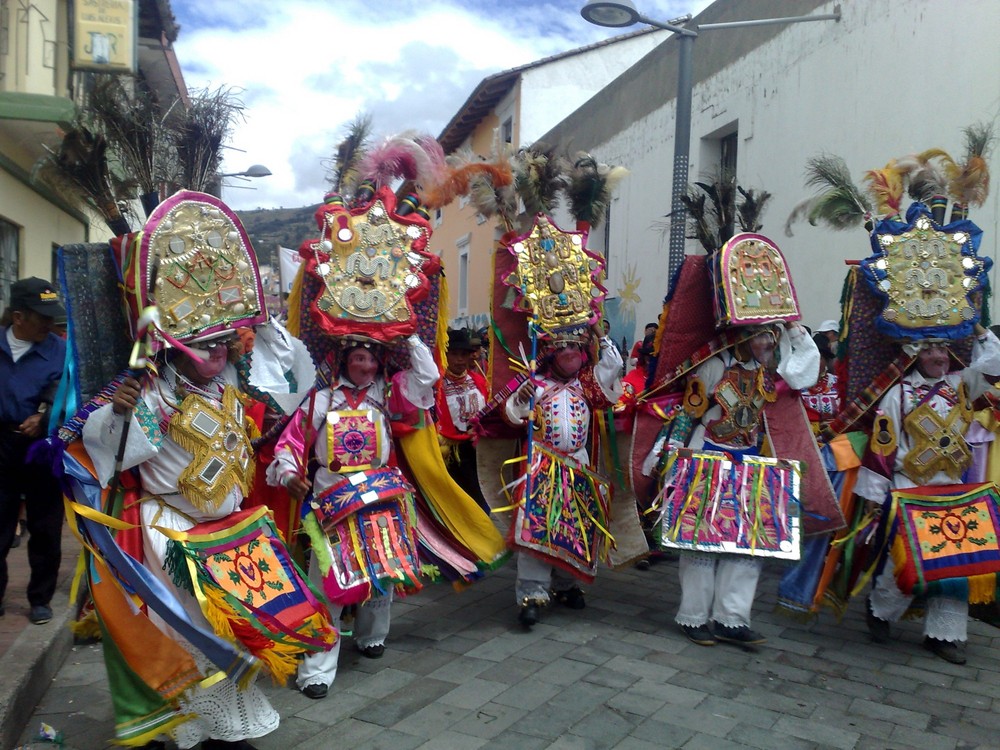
[0,277,66,625]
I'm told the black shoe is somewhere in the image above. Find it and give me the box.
[518,603,540,629]
[201,741,259,750]
[715,624,766,645]
[635,559,651,571]
[681,624,717,646]
[552,586,586,610]
[29,605,52,625]
[866,598,891,644]
[359,643,385,659]
[301,683,328,700]
[0,602,5,617]
[139,742,167,750]
[924,637,967,665]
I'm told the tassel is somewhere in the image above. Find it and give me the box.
[968,573,996,605]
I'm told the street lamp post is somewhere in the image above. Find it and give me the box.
[214,164,272,199]
[581,1,840,289]
[219,164,273,179]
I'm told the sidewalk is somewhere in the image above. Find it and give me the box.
[12,554,1000,749]
[0,522,79,750]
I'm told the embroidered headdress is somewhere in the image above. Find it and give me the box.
[115,190,266,348]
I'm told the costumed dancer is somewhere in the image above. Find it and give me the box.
[272,131,508,698]
[269,332,436,697]
[456,146,643,627]
[636,182,842,649]
[436,328,491,511]
[856,151,999,663]
[499,213,622,628]
[76,191,335,748]
[785,131,1000,663]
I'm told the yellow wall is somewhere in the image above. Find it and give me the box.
[431,80,522,328]
[0,169,91,283]
[3,0,63,96]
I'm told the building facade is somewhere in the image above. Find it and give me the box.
[542,0,1000,349]
[0,0,186,310]
[432,28,669,332]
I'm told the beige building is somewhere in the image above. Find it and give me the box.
[432,28,668,332]
[0,0,186,310]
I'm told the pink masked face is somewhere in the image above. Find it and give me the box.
[186,340,229,381]
[749,331,777,367]
[345,348,378,387]
[551,343,585,380]
[917,344,949,380]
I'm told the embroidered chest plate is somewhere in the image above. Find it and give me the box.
[902,385,972,484]
[706,368,768,447]
[168,386,255,511]
[326,409,385,472]
[443,374,485,433]
[535,382,590,452]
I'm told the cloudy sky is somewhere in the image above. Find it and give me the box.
[171,0,711,211]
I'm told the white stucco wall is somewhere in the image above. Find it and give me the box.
[518,30,668,146]
[576,0,1000,343]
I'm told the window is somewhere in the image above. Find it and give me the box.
[434,207,443,228]
[0,217,19,313]
[720,132,738,179]
[456,235,471,314]
[501,116,513,145]
[699,122,739,183]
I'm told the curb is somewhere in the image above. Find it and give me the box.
[0,588,74,750]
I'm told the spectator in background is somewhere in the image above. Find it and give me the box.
[629,322,659,370]
[813,319,840,363]
[0,277,67,625]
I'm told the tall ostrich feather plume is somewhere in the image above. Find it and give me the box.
[424,148,514,212]
[32,125,136,232]
[784,154,871,236]
[87,75,174,196]
[331,113,372,194]
[863,160,905,216]
[736,186,771,233]
[949,122,994,207]
[513,142,570,217]
[682,175,768,252]
[567,152,628,229]
[357,131,448,191]
[173,85,245,193]
[895,148,955,202]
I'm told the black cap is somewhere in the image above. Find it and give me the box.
[448,328,481,352]
[10,277,66,319]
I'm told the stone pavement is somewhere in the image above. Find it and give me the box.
[1,522,78,750]
[13,555,1000,750]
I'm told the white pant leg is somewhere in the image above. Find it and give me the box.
[869,555,913,622]
[676,553,716,627]
[711,556,762,628]
[515,552,552,604]
[297,555,343,689]
[925,596,968,643]
[355,591,393,648]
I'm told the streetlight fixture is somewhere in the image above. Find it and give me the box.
[581,1,840,288]
[219,164,272,179]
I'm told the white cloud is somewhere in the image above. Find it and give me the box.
[171,0,711,210]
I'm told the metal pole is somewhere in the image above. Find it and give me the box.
[667,32,695,288]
